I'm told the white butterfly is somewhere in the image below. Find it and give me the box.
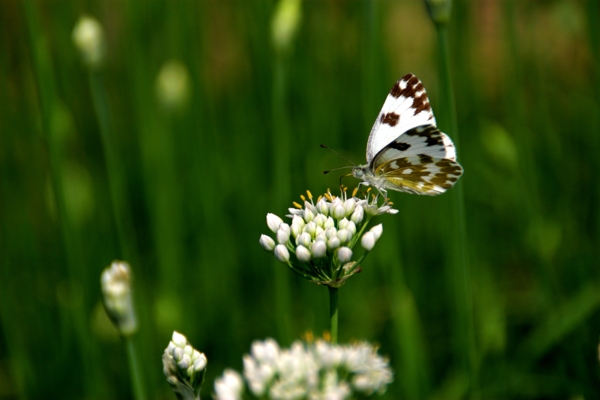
[352,74,463,196]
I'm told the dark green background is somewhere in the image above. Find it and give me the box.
[2,0,600,398]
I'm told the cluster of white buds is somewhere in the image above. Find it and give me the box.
[100,260,137,336]
[260,189,396,287]
[213,338,393,399]
[162,331,207,400]
[72,15,106,69]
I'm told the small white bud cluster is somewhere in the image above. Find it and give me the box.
[213,338,393,400]
[260,190,396,287]
[162,331,207,400]
[72,15,106,69]
[100,260,137,336]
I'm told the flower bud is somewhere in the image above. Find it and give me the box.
[292,215,305,229]
[304,221,317,237]
[214,369,244,400]
[361,232,376,251]
[343,198,356,216]
[291,223,302,239]
[316,197,330,216]
[101,260,137,336]
[274,245,290,263]
[267,213,283,233]
[324,217,335,229]
[296,245,311,262]
[276,223,291,244]
[338,218,349,230]
[259,235,276,251]
[303,207,315,222]
[325,227,337,240]
[297,232,312,248]
[337,229,351,245]
[345,221,357,236]
[370,224,383,241]
[313,213,327,228]
[337,247,353,264]
[327,236,341,251]
[350,205,364,225]
[156,60,191,111]
[331,198,346,219]
[311,241,327,258]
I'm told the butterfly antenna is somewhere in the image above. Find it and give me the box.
[320,144,356,166]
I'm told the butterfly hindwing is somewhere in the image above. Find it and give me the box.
[366,74,436,163]
[373,154,463,196]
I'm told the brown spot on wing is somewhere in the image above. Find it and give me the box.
[380,112,400,126]
[389,74,432,116]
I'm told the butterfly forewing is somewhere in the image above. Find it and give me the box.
[374,155,463,196]
[366,74,436,163]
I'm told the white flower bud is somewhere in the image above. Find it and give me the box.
[267,213,283,233]
[315,232,327,242]
[297,232,312,248]
[343,198,356,216]
[72,15,106,69]
[325,227,337,240]
[259,235,276,251]
[272,0,302,54]
[178,354,191,370]
[192,353,207,372]
[274,245,290,263]
[370,223,383,240]
[172,331,187,347]
[304,221,317,236]
[331,198,346,219]
[303,207,315,222]
[327,236,341,251]
[351,205,364,225]
[337,229,351,244]
[339,218,351,230]
[316,198,330,216]
[101,260,137,336]
[324,217,335,229]
[361,232,376,251]
[292,215,305,229]
[313,213,327,228]
[276,224,291,244]
[345,221,357,236]
[291,223,302,238]
[296,245,311,262]
[337,247,353,264]
[311,241,327,258]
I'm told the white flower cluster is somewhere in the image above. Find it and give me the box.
[259,190,396,287]
[100,260,137,336]
[162,331,207,400]
[214,338,393,400]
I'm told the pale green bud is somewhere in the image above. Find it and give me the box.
[72,15,106,69]
[297,232,312,248]
[292,215,305,229]
[337,229,351,245]
[343,198,356,216]
[313,213,327,228]
[259,235,276,252]
[291,223,302,239]
[304,221,317,236]
[338,218,349,230]
[325,227,337,240]
[271,0,302,55]
[425,0,452,25]
[345,221,357,236]
[156,60,191,111]
[303,207,315,222]
[276,223,291,244]
[370,224,383,241]
[324,216,335,229]
[331,198,346,219]
[101,260,137,336]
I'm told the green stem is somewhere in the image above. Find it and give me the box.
[328,286,338,343]
[435,22,478,397]
[125,336,147,400]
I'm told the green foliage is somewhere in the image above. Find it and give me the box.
[1,0,600,398]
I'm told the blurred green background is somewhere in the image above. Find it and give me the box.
[2,0,600,398]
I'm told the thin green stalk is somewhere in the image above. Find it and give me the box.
[125,337,147,400]
[434,21,478,397]
[272,54,293,343]
[88,71,137,262]
[328,286,339,344]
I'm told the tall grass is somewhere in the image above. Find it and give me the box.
[2,0,600,398]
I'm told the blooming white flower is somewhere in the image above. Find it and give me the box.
[260,189,395,287]
[163,331,207,400]
[215,338,393,399]
[101,260,137,336]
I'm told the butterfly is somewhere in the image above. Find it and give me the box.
[351,74,463,196]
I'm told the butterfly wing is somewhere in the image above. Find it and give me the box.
[366,74,436,164]
[370,125,463,195]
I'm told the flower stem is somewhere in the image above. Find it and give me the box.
[125,336,147,400]
[328,286,339,343]
[434,20,478,397]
